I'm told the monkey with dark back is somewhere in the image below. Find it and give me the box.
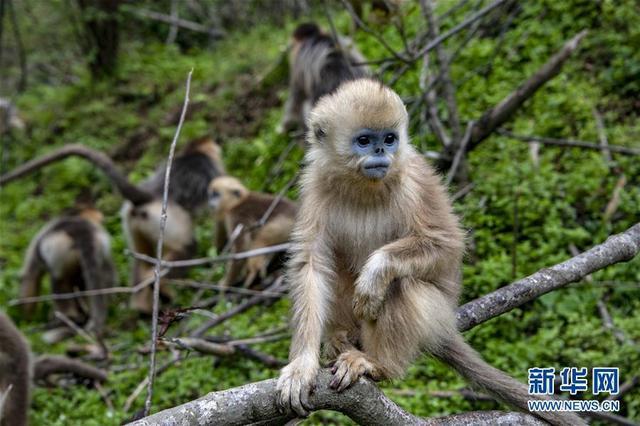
[276,79,585,426]
[20,206,115,338]
[122,136,226,313]
[208,176,298,288]
[0,312,106,426]
[279,22,369,133]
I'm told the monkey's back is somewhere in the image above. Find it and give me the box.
[230,192,298,228]
[143,152,223,211]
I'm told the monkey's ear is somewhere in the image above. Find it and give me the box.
[312,124,326,143]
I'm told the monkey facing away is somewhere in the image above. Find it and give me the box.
[0,136,225,315]
[276,79,585,426]
[0,312,107,426]
[208,176,298,288]
[279,22,370,134]
[20,206,115,338]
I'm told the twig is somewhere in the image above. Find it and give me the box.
[191,276,286,337]
[132,243,292,269]
[165,0,179,45]
[253,172,299,229]
[592,108,613,164]
[420,0,462,141]
[53,311,96,345]
[451,182,474,201]
[414,0,508,60]
[144,69,192,417]
[497,129,640,156]
[603,174,626,222]
[125,354,182,413]
[130,8,224,38]
[169,278,286,298]
[445,121,474,185]
[467,31,588,151]
[9,269,168,305]
[338,0,410,63]
[457,222,640,331]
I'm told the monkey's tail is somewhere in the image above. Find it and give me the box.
[0,144,154,205]
[34,355,107,383]
[435,335,587,426]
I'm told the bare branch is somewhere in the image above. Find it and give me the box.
[414,0,508,60]
[457,222,640,331]
[144,69,193,417]
[132,242,292,268]
[338,0,411,64]
[593,108,613,164]
[497,129,640,156]
[131,370,545,426]
[420,0,462,141]
[130,8,224,38]
[468,31,588,151]
[191,277,286,337]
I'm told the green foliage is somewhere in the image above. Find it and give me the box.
[0,0,639,424]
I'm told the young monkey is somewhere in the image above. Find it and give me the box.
[208,176,298,288]
[276,79,585,426]
[20,206,116,339]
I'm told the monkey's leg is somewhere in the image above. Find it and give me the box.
[333,278,456,391]
[324,270,360,362]
[277,239,334,417]
[19,252,45,319]
[51,276,86,325]
[130,259,154,315]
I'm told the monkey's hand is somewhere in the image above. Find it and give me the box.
[276,356,318,417]
[353,252,389,321]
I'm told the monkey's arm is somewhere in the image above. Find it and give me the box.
[19,255,45,319]
[276,237,335,417]
[353,231,463,321]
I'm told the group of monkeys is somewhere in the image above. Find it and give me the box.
[1,22,584,426]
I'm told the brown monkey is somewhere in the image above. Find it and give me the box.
[0,312,107,426]
[208,176,298,288]
[0,137,226,314]
[20,207,115,338]
[279,22,369,133]
[276,80,585,426]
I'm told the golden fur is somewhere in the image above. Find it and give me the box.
[208,176,298,287]
[276,79,585,426]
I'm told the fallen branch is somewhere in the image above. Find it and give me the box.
[34,356,107,383]
[130,8,225,38]
[467,31,587,151]
[131,370,545,426]
[457,222,640,331]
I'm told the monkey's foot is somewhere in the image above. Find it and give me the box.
[276,356,318,417]
[330,350,377,392]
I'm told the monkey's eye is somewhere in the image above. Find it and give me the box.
[384,134,397,145]
[232,190,242,198]
[210,190,220,198]
[357,135,371,147]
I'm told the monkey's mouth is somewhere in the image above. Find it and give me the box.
[362,162,390,179]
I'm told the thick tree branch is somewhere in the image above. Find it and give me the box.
[131,224,640,424]
[131,370,545,426]
[467,30,587,151]
[457,222,640,331]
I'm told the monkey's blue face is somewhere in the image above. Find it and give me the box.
[351,129,399,180]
